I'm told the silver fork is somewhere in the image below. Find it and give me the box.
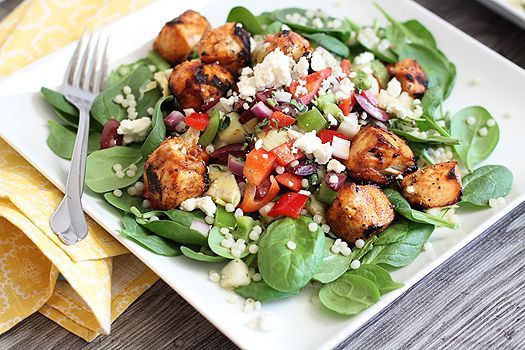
[50,33,109,245]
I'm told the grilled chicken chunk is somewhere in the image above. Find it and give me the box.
[326,183,395,243]
[143,136,209,210]
[198,22,251,74]
[401,161,462,209]
[257,30,312,63]
[169,60,235,111]
[345,126,416,186]
[153,10,211,65]
[387,58,428,98]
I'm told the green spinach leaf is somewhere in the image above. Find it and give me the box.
[312,237,352,283]
[361,219,434,267]
[258,217,324,292]
[85,146,144,193]
[384,188,458,229]
[227,6,264,34]
[235,280,301,302]
[319,273,380,315]
[140,95,172,158]
[180,246,227,263]
[461,165,513,206]
[347,264,403,295]
[142,219,208,246]
[120,215,180,256]
[450,106,499,172]
[104,191,145,213]
[303,33,350,58]
[47,120,99,160]
[41,87,78,117]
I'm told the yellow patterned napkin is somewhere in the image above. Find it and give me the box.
[0,0,159,342]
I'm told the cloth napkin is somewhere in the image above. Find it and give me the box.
[0,0,160,342]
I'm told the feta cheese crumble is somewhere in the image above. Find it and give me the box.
[117,117,152,145]
[376,78,423,120]
[180,196,217,216]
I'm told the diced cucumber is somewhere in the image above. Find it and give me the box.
[297,108,327,132]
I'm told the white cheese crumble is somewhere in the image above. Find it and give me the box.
[310,47,338,72]
[117,117,152,144]
[293,131,322,154]
[313,143,333,165]
[292,56,310,79]
[180,196,217,216]
[337,113,360,139]
[354,52,375,66]
[357,27,380,48]
[376,78,423,120]
[327,159,346,173]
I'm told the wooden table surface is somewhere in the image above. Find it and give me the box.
[1,0,524,349]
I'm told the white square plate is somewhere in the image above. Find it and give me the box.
[1,0,524,349]
[476,0,525,29]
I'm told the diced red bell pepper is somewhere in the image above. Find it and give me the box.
[184,112,209,131]
[275,172,302,192]
[243,148,278,186]
[239,176,280,213]
[288,67,332,105]
[338,94,356,116]
[318,129,350,144]
[268,192,309,219]
[268,111,296,129]
[270,141,304,166]
[340,59,352,75]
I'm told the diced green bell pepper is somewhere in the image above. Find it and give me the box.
[199,109,221,146]
[296,107,327,132]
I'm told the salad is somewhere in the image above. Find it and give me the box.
[41,5,514,320]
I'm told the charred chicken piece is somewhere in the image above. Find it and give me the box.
[326,183,395,243]
[387,58,428,98]
[258,30,313,62]
[143,136,209,210]
[169,60,235,111]
[345,126,416,186]
[198,22,251,74]
[401,161,462,209]
[153,10,211,65]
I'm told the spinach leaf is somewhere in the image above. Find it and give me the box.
[402,20,437,48]
[106,58,150,88]
[461,165,513,206]
[235,280,301,302]
[303,33,350,58]
[146,51,171,71]
[347,264,403,295]
[85,146,144,193]
[264,21,284,35]
[208,226,247,259]
[384,188,458,229]
[103,191,145,213]
[361,219,434,267]
[390,129,459,146]
[142,219,208,246]
[164,209,206,227]
[273,8,350,38]
[180,246,227,263]
[450,106,499,172]
[227,6,264,35]
[312,237,352,283]
[120,215,180,256]
[46,120,99,160]
[258,217,324,292]
[140,95,172,158]
[319,273,380,315]
[91,65,155,126]
[41,87,78,117]
[349,236,377,261]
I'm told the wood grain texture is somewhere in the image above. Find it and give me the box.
[0,1,524,349]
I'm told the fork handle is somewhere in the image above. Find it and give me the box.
[64,106,90,239]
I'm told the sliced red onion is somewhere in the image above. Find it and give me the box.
[251,101,274,119]
[331,136,351,160]
[190,219,211,237]
[209,144,247,164]
[325,172,347,191]
[164,111,185,132]
[292,163,318,176]
[255,178,271,199]
[355,94,390,122]
[228,154,245,177]
[100,119,123,149]
[361,90,379,106]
